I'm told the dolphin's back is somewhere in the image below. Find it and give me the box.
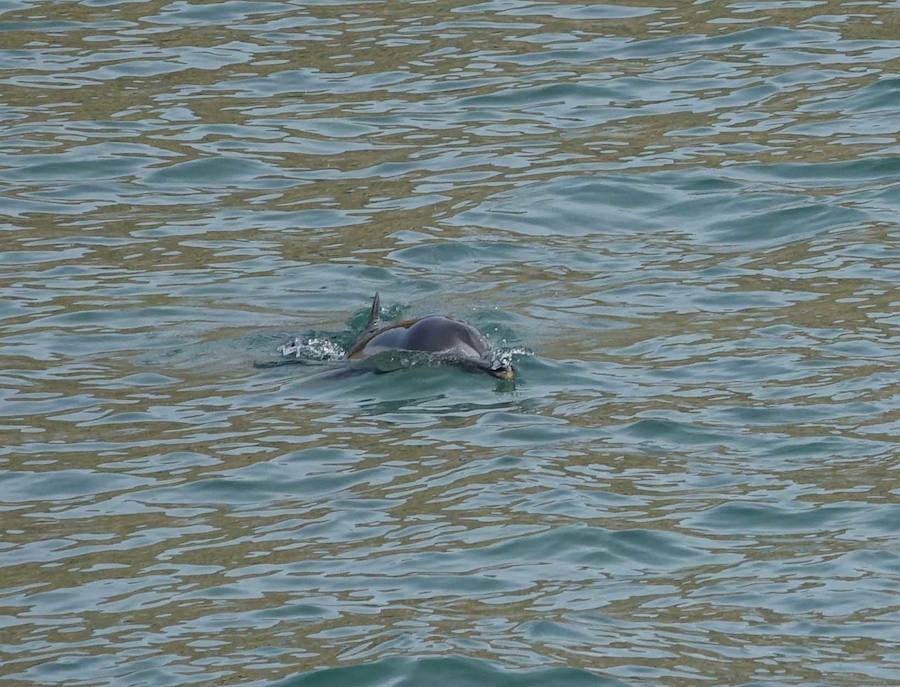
[348,316,489,361]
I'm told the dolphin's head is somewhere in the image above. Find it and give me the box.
[489,362,515,380]
[468,359,515,380]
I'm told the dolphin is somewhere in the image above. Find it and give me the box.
[346,294,514,380]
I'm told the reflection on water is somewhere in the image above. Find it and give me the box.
[1,1,898,686]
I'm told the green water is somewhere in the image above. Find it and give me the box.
[1,1,898,686]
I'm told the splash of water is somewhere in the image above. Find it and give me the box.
[278,336,346,362]
[490,345,532,369]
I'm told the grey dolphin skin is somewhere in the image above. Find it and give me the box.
[347,294,515,380]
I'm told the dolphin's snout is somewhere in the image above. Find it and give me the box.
[488,364,515,380]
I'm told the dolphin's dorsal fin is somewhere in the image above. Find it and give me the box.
[366,293,382,330]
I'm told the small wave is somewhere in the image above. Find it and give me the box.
[275,655,612,687]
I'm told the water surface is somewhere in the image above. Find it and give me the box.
[1,1,899,686]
